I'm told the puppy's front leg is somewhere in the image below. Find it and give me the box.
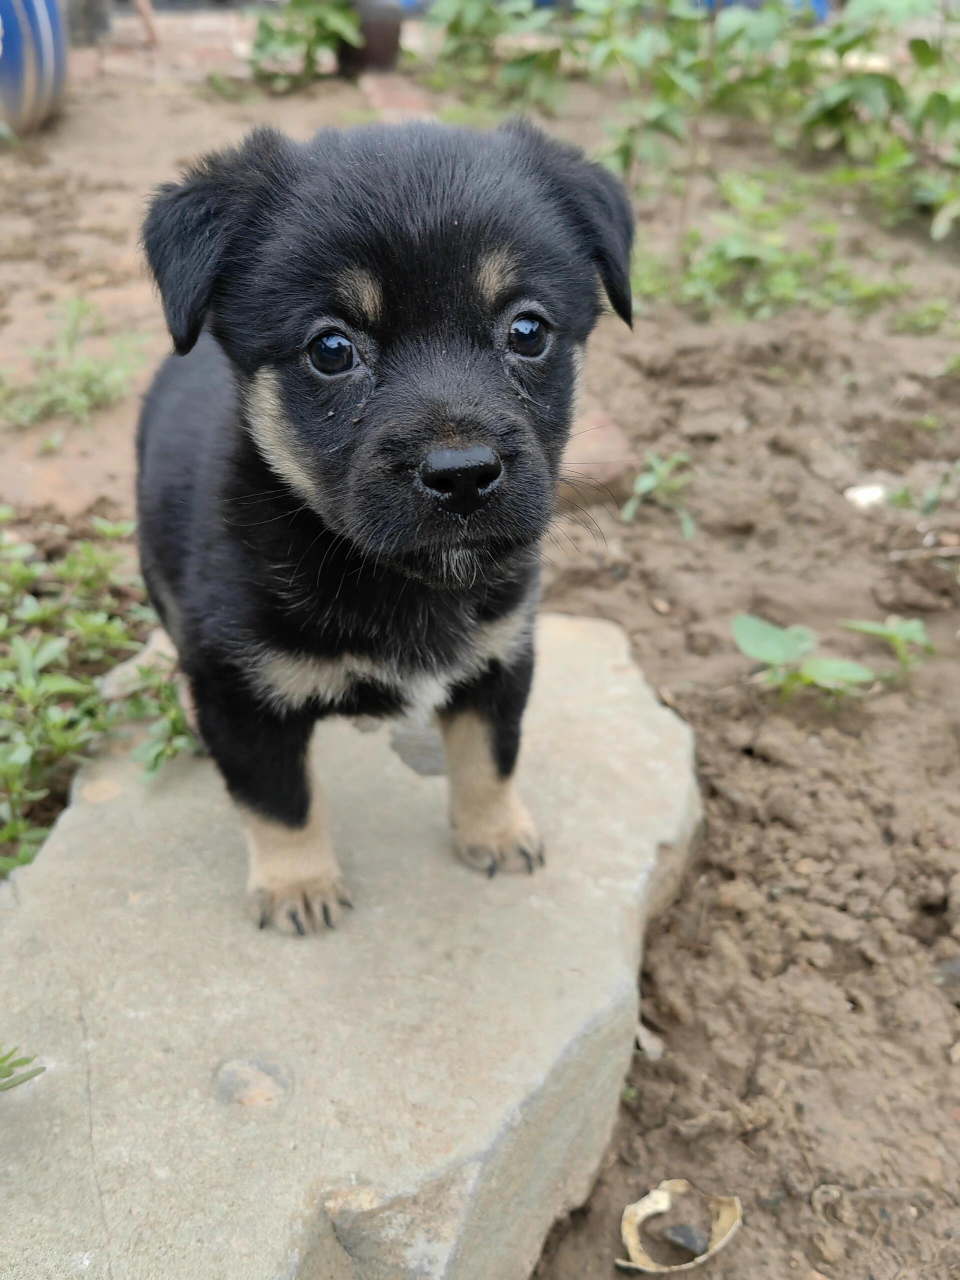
[439,649,543,877]
[191,676,349,934]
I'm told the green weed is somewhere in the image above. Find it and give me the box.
[250,0,361,91]
[0,515,195,874]
[0,1043,44,1092]
[426,0,561,110]
[889,299,951,334]
[840,615,933,676]
[622,452,696,537]
[634,224,905,321]
[201,71,256,102]
[731,613,877,697]
[0,300,139,429]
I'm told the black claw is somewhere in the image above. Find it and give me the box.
[537,849,546,867]
[288,908,306,936]
[486,860,498,879]
[338,895,354,910]
[258,911,269,930]
[520,848,535,874]
[322,902,334,929]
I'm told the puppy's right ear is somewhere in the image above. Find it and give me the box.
[142,128,292,355]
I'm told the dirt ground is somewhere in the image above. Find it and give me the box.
[2,31,959,1280]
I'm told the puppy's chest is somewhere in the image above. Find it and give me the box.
[247,608,530,715]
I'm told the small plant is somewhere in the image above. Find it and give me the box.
[633,219,905,321]
[840,615,933,675]
[622,452,696,538]
[889,299,951,334]
[201,71,254,102]
[429,0,562,109]
[250,0,362,91]
[129,666,197,775]
[0,1043,44,1092]
[0,299,139,429]
[732,614,876,698]
[0,513,196,873]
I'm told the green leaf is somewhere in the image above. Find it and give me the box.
[931,198,960,241]
[0,1065,45,1090]
[731,615,817,666]
[37,674,93,698]
[799,656,876,688]
[908,36,939,68]
[32,636,69,672]
[839,619,890,638]
[677,508,697,540]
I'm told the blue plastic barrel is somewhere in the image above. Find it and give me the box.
[0,0,67,135]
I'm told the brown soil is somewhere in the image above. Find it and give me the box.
[2,34,959,1280]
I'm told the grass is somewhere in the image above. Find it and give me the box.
[0,300,140,430]
[0,1043,44,1091]
[634,223,907,321]
[888,299,952,335]
[0,508,195,875]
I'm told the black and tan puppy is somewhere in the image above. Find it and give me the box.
[137,119,633,935]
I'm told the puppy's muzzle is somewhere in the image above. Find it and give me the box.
[418,445,502,518]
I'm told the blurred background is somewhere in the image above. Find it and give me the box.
[2,0,960,1275]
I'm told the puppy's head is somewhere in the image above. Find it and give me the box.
[143,121,633,587]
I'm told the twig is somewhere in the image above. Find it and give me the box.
[888,545,960,561]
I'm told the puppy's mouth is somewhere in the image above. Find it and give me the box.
[388,532,535,589]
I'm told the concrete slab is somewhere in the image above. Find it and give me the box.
[1,614,701,1280]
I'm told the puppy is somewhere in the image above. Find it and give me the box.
[137,120,633,935]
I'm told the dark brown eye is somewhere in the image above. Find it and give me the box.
[308,331,356,376]
[508,314,549,358]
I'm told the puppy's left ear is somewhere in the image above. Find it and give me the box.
[504,120,635,327]
[142,128,293,355]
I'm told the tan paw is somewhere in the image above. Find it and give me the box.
[453,805,545,878]
[248,874,353,936]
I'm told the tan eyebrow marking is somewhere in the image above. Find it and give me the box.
[335,267,383,325]
[476,248,518,305]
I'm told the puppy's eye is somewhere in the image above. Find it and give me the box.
[308,331,356,376]
[508,315,549,358]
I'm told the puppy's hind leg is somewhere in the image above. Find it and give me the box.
[438,648,543,877]
[192,673,349,935]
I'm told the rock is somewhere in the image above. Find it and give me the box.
[660,1224,709,1257]
[0,614,701,1280]
[559,404,637,507]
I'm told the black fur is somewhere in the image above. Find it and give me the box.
[137,119,633,832]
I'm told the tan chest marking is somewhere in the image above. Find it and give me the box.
[247,604,534,714]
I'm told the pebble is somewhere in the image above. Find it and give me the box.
[660,1224,709,1258]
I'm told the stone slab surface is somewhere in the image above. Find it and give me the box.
[1,614,701,1280]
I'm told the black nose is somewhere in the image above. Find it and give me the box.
[418,445,503,516]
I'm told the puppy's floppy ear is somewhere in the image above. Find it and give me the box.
[142,127,293,355]
[502,119,635,328]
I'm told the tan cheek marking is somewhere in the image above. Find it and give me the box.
[440,709,542,874]
[244,369,319,507]
[336,267,383,326]
[476,248,518,306]
[242,787,349,934]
